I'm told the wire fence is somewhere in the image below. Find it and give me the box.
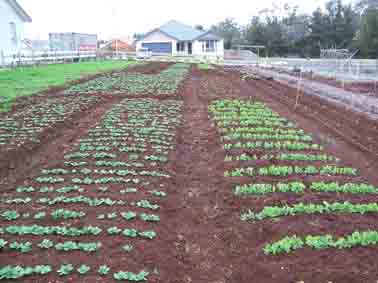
[224,57,378,83]
[0,50,139,68]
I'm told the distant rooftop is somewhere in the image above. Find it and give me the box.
[6,0,32,22]
[158,20,204,41]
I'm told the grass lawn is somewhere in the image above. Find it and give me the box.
[198,63,214,70]
[0,60,136,112]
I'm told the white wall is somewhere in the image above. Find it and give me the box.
[136,30,225,58]
[193,39,224,58]
[136,31,177,55]
[0,0,26,55]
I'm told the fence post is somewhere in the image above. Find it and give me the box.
[17,51,21,66]
[1,50,5,68]
[32,49,35,67]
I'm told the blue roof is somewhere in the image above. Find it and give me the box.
[158,20,205,41]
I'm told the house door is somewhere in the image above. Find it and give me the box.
[188,42,192,55]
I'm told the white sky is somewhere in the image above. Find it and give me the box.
[18,0,355,40]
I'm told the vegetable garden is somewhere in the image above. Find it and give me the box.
[0,97,183,281]
[209,99,378,256]
[64,63,190,96]
[1,62,378,282]
[0,95,99,151]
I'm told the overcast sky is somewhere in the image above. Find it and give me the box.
[18,0,355,40]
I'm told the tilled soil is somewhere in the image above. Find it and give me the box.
[158,66,378,283]
[2,63,378,283]
[0,95,122,189]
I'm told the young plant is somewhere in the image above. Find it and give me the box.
[121,211,137,220]
[263,235,304,255]
[122,244,134,252]
[38,239,54,249]
[34,212,46,220]
[58,264,74,276]
[0,239,8,249]
[9,241,32,253]
[98,265,110,275]
[1,210,20,221]
[113,270,149,281]
[77,265,90,275]
[108,227,122,235]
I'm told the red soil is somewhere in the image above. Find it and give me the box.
[1,63,378,282]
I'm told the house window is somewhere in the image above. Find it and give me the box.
[176,42,185,52]
[9,22,17,44]
[202,40,216,52]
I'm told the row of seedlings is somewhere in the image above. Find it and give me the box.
[0,95,99,151]
[64,63,191,96]
[208,99,378,255]
[0,98,183,281]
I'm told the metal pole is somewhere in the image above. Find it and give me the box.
[295,70,302,109]
[32,48,35,67]
[1,50,5,68]
[18,51,21,67]
[116,39,119,59]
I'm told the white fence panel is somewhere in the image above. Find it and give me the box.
[1,50,99,67]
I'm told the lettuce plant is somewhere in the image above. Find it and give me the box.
[121,211,137,220]
[58,264,74,276]
[113,270,149,281]
[77,265,90,275]
[9,241,32,253]
[98,265,110,275]
[38,239,54,249]
[0,239,7,249]
[122,244,134,252]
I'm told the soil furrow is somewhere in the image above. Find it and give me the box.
[1,95,122,190]
[160,72,234,283]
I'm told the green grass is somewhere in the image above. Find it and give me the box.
[198,63,213,70]
[0,60,136,112]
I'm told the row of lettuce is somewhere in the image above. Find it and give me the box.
[0,98,183,281]
[209,99,378,256]
[64,63,191,96]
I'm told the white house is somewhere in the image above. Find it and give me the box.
[0,0,32,55]
[136,20,224,58]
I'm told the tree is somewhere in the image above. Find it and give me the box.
[133,33,145,41]
[284,14,311,57]
[356,0,378,11]
[195,25,204,31]
[342,4,359,47]
[307,8,325,56]
[244,16,268,56]
[265,16,287,56]
[244,17,266,45]
[305,0,358,57]
[322,0,359,48]
[196,0,371,58]
[359,8,378,57]
[211,18,241,49]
